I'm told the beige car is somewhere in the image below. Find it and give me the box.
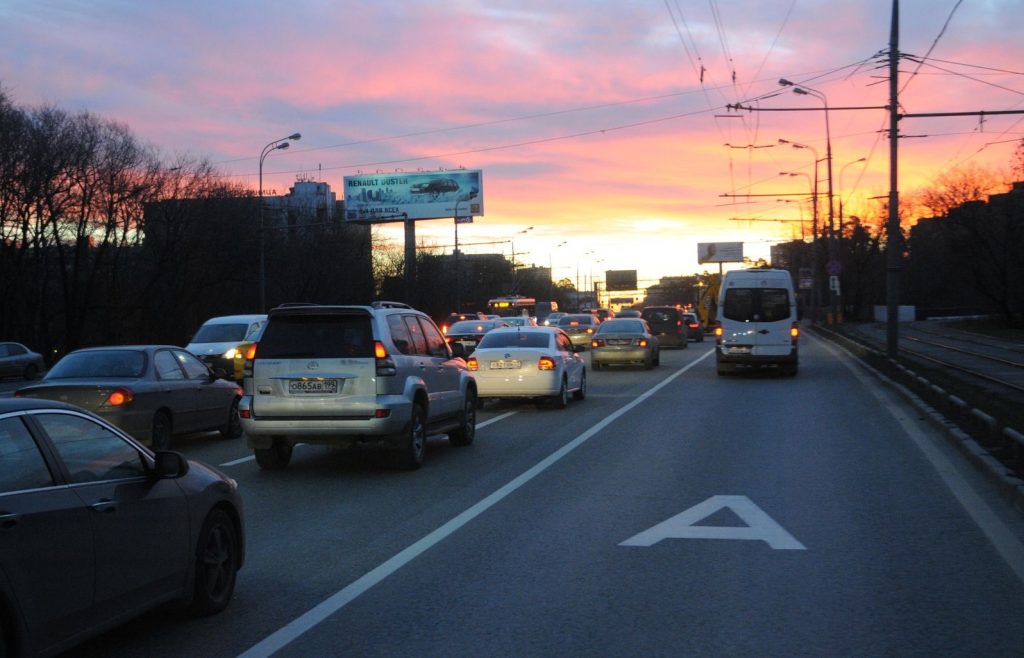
[590,318,660,370]
[556,314,602,349]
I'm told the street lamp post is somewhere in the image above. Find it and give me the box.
[780,79,838,322]
[258,132,301,313]
[549,240,567,300]
[779,138,823,322]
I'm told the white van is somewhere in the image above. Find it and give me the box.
[186,314,267,380]
[715,268,799,376]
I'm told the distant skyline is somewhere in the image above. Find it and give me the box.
[2,0,1022,287]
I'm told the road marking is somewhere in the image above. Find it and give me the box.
[237,352,714,658]
[218,411,519,467]
[818,333,1024,585]
[620,495,806,550]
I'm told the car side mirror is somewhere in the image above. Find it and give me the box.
[153,451,189,479]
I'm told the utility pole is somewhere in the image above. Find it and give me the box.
[885,0,901,358]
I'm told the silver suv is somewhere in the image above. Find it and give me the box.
[238,302,477,470]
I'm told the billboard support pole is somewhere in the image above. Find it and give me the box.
[404,218,416,306]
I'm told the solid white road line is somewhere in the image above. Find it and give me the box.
[237,352,713,657]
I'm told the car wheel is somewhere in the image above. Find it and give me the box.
[188,509,239,616]
[395,403,427,470]
[572,370,586,401]
[449,390,476,446]
[550,377,569,409]
[23,363,39,380]
[219,397,243,438]
[254,437,292,470]
[151,411,172,451]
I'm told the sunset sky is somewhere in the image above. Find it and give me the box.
[3,0,1022,289]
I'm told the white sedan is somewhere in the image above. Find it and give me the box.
[467,326,586,409]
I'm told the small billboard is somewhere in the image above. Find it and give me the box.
[605,269,638,291]
[697,242,744,264]
[343,170,483,223]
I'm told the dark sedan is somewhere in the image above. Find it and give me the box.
[0,342,45,381]
[15,346,243,450]
[0,397,244,657]
[443,319,510,355]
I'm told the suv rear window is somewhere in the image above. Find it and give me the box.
[722,288,791,323]
[641,308,678,324]
[258,315,373,358]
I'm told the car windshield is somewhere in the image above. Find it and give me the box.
[192,323,249,343]
[46,350,146,379]
[478,331,550,349]
[596,319,644,334]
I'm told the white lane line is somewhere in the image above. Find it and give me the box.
[820,333,1024,585]
[219,411,519,467]
[237,352,714,658]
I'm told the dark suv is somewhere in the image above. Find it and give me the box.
[239,302,477,470]
[640,306,688,349]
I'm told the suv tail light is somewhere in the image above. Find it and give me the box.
[466,357,479,371]
[375,341,397,376]
[538,356,556,370]
[243,342,258,378]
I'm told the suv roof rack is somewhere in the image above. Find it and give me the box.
[370,301,412,309]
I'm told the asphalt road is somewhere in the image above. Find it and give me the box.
[61,335,1024,656]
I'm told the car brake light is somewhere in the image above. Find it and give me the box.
[374,341,388,359]
[245,343,258,360]
[586,328,594,335]
[467,357,479,371]
[538,356,556,370]
[714,323,723,344]
[442,325,449,335]
[637,339,648,347]
[591,339,604,348]
[106,387,134,406]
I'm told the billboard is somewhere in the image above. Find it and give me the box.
[343,170,483,223]
[697,242,744,264]
[605,269,638,291]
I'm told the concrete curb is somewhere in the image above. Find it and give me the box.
[811,325,1024,516]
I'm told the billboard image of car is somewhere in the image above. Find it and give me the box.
[344,170,484,222]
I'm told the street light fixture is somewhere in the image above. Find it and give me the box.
[258,132,301,313]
